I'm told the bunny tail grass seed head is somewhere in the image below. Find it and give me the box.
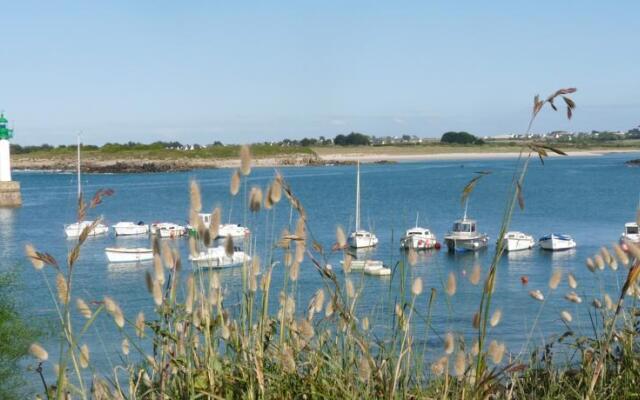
[565,291,582,304]
[225,235,234,257]
[153,279,163,306]
[586,257,596,273]
[249,186,263,212]
[549,269,562,289]
[488,341,505,364]
[240,144,252,176]
[154,255,165,285]
[345,278,355,298]
[469,263,481,285]
[29,343,48,361]
[121,338,130,355]
[561,310,572,323]
[472,312,480,329]
[358,355,371,382]
[490,309,502,327]
[412,277,423,296]
[80,344,90,369]
[454,351,466,376]
[567,272,578,289]
[336,226,347,248]
[614,243,630,267]
[270,177,282,203]
[431,356,449,376]
[25,244,44,270]
[446,272,457,296]
[76,298,92,319]
[444,332,455,354]
[189,180,202,212]
[230,170,241,196]
[529,290,544,301]
[56,273,69,305]
[594,254,605,271]
[136,311,145,338]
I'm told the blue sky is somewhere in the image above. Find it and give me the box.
[2,1,639,145]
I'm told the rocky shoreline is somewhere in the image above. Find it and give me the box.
[11,154,355,173]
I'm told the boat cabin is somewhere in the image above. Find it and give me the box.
[625,223,639,235]
[353,231,374,238]
[406,228,432,236]
[452,219,477,233]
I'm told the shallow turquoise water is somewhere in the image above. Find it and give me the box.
[3,151,639,386]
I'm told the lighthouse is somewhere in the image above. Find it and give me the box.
[0,113,22,207]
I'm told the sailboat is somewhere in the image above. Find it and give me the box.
[348,161,378,248]
[64,136,109,238]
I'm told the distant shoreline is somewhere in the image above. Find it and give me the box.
[11,147,640,173]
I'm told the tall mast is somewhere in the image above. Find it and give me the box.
[463,197,469,220]
[355,160,360,232]
[415,212,419,228]
[77,134,81,199]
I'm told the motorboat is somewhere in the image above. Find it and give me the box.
[400,214,438,250]
[64,135,109,239]
[621,222,640,244]
[341,259,384,271]
[105,247,153,263]
[218,223,250,239]
[444,200,489,252]
[502,231,535,252]
[188,246,251,268]
[348,161,378,248]
[65,221,109,238]
[151,222,187,238]
[112,221,149,236]
[539,234,576,251]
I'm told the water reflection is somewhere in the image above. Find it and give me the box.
[0,208,16,259]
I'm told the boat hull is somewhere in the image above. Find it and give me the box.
[113,223,149,236]
[503,233,536,252]
[539,237,576,251]
[105,248,153,263]
[348,232,379,249]
[65,222,109,238]
[444,235,489,252]
[400,234,437,250]
[189,247,251,269]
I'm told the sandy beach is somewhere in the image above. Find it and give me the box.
[10,147,640,172]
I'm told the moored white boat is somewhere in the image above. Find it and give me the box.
[105,247,153,263]
[620,222,640,244]
[341,259,384,271]
[401,227,438,250]
[151,223,187,238]
[65,221,109,238]
[64,136,109,239]
[539,234,576,251]
[348,161,378,248]
[364,264,392,276]
[113,221,149,236]
[218,223,250,239]
[503,231,535,252]
[188,246,251,268]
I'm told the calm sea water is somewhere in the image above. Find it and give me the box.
[3,152,639,386]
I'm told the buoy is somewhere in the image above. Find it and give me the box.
[520,276,529,285]
[434,242,442,250]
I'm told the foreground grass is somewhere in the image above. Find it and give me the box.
[21,89,640,399]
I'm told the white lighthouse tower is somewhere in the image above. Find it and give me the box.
[0,113,22,207]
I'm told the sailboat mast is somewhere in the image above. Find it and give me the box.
[355,160,360,232]
[415,212,419,228]
[77,135,81,199]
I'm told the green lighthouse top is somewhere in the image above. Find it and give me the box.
[0,113,13,140]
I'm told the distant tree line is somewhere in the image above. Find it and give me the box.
[440,131,484,145]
